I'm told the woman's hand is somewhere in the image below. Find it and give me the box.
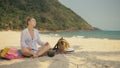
[27,46,32,50]
[32,53,38,58]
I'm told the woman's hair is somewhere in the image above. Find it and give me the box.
[27,17,32,26]
[26,17,34,26]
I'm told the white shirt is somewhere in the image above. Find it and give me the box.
[20,28,46,52]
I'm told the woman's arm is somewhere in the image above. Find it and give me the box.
[36,31,47,46]
[20,31,28,48]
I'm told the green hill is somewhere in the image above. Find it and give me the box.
[0,0,93,31]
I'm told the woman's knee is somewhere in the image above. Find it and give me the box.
[21,48,32,56]
[45,44,51,49]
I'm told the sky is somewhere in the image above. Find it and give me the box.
[59,0,120,31]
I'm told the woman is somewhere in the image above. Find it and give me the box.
[21,17,50,58]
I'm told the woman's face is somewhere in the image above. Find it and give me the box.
[28,18,36,27]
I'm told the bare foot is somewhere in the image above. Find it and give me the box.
[32,54,38,58]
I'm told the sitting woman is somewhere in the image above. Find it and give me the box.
[20,17,50,58]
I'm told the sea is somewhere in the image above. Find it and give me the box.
[40,30,120,40]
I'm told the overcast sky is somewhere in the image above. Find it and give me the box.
[59,0,120,31]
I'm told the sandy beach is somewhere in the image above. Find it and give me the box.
[0,31,120,68]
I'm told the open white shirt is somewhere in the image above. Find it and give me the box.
[20,28,46,52]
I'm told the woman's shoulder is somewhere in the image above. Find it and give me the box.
[21,28,39,33]
[34,28,38,32]
[34,28,39,33]
[22,28,28,33]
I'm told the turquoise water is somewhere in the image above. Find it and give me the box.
[40,30,120,40]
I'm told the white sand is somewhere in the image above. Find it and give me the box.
[0,31,120,68]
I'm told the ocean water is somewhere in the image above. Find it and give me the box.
[40,30,120,40]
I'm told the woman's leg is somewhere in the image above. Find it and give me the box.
[21,48,33,57]
[37,44,51,56]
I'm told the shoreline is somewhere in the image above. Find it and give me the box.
[0,30,120,40]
